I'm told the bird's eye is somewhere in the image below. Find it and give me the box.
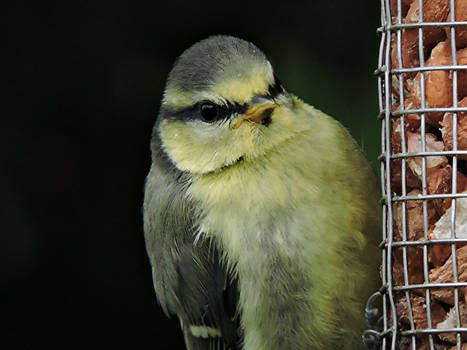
[199,102,218,122]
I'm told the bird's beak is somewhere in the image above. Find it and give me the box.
[232,97,278,129]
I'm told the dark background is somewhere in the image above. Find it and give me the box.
[5,1,381,348]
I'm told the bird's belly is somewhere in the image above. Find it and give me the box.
[227,222,315,350]
[237,236,314,350]
[189,170,316,349]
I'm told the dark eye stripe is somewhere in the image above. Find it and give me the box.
[161,101,247,123]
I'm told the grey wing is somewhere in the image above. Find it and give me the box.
[143,163,240,350]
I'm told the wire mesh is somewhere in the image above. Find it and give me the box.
[376,0,467,349]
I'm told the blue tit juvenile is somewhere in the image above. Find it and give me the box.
[143,35,381,350]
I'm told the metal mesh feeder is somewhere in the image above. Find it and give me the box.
[376,0,467,349]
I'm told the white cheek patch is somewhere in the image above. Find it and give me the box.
[160,114,251,174]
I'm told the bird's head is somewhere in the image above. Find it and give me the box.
[156,35,304,175]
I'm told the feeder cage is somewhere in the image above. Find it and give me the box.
[376,0,467,349]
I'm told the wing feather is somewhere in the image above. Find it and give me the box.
[143,141,240,349]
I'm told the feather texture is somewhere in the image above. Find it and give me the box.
[144,35,380,350]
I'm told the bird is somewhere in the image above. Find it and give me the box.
[143,35,381,350]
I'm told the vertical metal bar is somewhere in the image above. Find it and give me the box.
[381,125,389,350]
[448,1,461,349]
[378,1,389,343]
[416,0,435,349]
[396,0,417,348]
[383,0,398,349]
